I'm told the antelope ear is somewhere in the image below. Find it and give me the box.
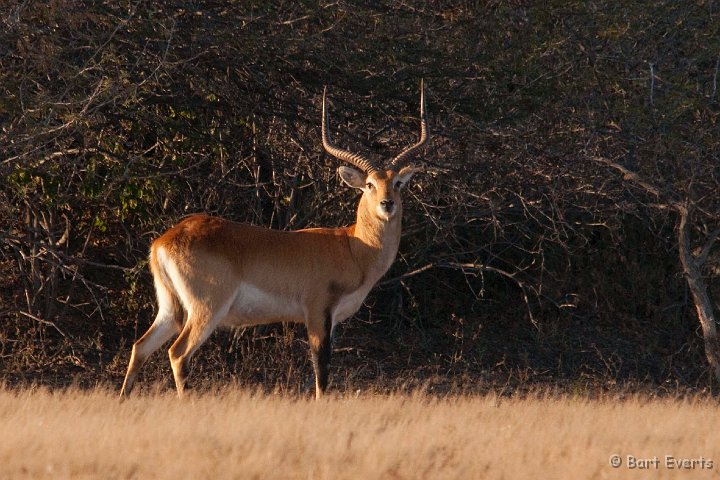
[396,165,417,185]
[338,166,367,189]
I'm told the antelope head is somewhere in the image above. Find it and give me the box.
[322,81,429,223]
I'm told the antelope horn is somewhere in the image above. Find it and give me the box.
[389,79,429,170]
[322,87,379,174]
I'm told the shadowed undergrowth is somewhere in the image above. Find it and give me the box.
[1,1,719,394]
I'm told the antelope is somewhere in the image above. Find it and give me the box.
[120,81,429,399]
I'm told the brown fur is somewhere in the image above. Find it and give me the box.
[120,167,416,399]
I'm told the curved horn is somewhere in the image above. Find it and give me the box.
[322,87,378,174]
[389,79,429,170]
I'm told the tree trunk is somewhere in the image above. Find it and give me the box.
[676,205,720,382]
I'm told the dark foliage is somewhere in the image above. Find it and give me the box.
[1,0,719,394]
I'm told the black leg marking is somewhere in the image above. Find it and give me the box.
[312,310,333,394]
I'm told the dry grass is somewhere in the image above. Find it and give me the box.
[1,387,719,479]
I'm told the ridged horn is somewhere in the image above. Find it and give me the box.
[389,79,429,170]
[322,87,378,174]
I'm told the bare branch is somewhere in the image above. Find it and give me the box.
[697,227,720,266]
[18,311,67,337]
[591,155,676,207]
[649,62,656,107]
[713,53,720,101]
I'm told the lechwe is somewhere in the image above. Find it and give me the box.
[120,82,429,398]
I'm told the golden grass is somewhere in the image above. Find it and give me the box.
[1,387,719,479]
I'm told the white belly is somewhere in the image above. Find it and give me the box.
[222,282,376,328]
[223,283,304,326]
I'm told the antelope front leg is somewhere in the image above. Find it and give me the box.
[308,311,333,399]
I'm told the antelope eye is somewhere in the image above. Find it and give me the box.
[395,181,403,190]
[366,183,374,190]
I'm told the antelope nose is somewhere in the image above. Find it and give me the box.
[380,199,395,211]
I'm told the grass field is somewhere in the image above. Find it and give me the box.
[1,387,718,479]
